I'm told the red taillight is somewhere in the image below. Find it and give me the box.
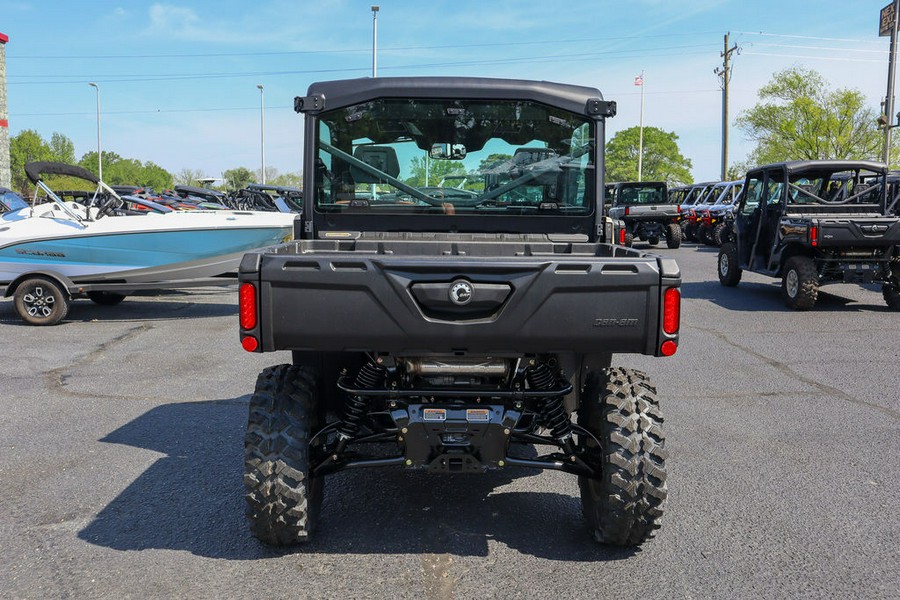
[663,287,680,334]
[660,340,678,356]
[809,225,818,247]
[619,228,626,245]
[241,336,259,352]
[239,283,257,330]
[677,205,682,214]
[624,206,631,216]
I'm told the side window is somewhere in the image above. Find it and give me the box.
[741,176,763,215]
[766,171,785,208]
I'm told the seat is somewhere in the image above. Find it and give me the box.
[350,146,400,184]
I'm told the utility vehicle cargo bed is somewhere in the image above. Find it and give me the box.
[240,238,681,356]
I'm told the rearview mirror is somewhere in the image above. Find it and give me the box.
[430,143,467,160]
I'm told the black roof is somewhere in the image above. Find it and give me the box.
[303,76,608,117]
[25,161,99,184]
[174,184,226,197]
[748,160,887,175]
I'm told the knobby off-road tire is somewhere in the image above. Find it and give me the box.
[245,364,324,546]
[883,258,900,310]
[623,232,634,247]
[713,222,728,247]
[718,242,742,287]
[781,256,819,310]
[13,277,70,326]
[683,222,697,243]
[578,367,667,546]
[884,284,900,310]
[665,223,682,249]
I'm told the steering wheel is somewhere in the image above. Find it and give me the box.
[97,195,123,217]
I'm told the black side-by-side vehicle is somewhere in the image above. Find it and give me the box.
[237,76,681,548]
[718,160,900,310]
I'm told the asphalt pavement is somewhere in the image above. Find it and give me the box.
[1,241,898,600]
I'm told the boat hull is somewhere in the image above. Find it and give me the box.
[0,207,295,285]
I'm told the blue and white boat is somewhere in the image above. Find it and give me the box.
[1,162,296,324]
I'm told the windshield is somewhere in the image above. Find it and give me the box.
[609,183,666,205]
[1,190,28,213]
[314,98,594,215]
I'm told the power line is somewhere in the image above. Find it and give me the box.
[6,31,722,60]
[741,51,884,64]
[7,44,718,86]
[735,31,885,45]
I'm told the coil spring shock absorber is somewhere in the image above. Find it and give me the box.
[527,363,575,454]
[333,359,386,456]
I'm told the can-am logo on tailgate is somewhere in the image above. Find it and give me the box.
[594,318,639,327]
[449,280,474,306]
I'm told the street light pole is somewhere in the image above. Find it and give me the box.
[371,5,379,78]
[88,82,101,180]
[257,84,265,184]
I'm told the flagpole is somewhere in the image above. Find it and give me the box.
[637,70,644,182]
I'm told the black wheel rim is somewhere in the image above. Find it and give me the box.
[23,286,55,318]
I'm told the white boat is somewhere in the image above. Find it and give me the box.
[1,162,296,324]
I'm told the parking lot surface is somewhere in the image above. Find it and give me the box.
[1,242,898,599]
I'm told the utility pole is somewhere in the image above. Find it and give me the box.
[881,0,900,165]
[715,32,739,181]
[635,71,644,182]
[371,6,379,78]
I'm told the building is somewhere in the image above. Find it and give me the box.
[0,32,9,189]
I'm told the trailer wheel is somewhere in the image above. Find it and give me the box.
[245,364,323,546]
[717,242,742,286]
[665,223,682,249]
[782,256,818,310]
[87,291,127,306]
[578,367,667,546]
[13,277,70,326]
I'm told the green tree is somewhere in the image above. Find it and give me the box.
[736,66,882,166]
[477,153,513,172]
[49,132,76,164]
[223,167,256,190]
[404,155,467,187]
[9,129,54,193]
[605,126,693,185]
[268,171,302,189]
[174,168,207,187]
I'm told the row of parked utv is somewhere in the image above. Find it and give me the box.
[606,161,900,311]
[42,183,303,214]
[603,178,743,250]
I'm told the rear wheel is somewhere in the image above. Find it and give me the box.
[13,277,70,326]
[884,284,900,310]
[883,258,900,310]
[245,364,324,545]
[578,367,667,546]
[665,223,682,249]
[717,242,742,286]
[782,256,819,310]
[623,232,634,247]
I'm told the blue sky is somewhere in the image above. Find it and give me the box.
[1,0,895,182]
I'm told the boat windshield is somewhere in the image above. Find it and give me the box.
[314,98,594,215]
[1,190,29,213]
